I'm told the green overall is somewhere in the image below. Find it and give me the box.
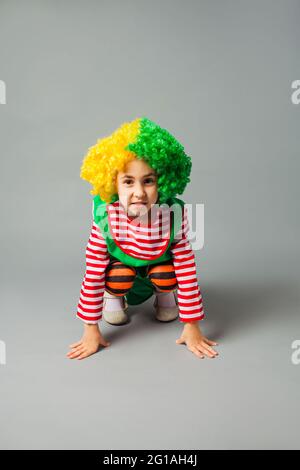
[93,195,185,306]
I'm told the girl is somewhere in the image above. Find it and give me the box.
[67,118,218,360]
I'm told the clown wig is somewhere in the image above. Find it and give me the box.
[80,117,192,204]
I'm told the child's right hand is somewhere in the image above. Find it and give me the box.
[66,323,110,360]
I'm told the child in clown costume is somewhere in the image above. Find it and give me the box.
[67,118,219,360]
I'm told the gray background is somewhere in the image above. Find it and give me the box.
[0,0,299,450]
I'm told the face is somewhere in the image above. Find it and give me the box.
[116,159,158,219]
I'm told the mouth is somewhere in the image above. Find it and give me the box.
[130,202,147,205]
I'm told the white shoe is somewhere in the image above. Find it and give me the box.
[153,291,179,322]
[103,291,129,325]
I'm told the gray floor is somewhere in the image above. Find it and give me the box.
[1,260,300,450]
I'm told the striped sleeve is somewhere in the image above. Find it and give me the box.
[170,205,205,322]
[76,221,110,324]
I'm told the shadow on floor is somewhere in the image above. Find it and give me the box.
[98,280,300,348]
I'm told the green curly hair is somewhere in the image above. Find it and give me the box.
[80,117,192,204]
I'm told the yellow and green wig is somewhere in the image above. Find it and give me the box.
[80,117,192,204]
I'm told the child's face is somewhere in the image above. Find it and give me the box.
[116,159,158,218]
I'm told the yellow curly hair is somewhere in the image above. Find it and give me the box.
[80,119,140,203]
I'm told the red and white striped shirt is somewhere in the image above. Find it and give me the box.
[76,200,205,324]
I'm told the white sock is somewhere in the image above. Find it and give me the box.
[104,295,125,311]
[155,290,177,307]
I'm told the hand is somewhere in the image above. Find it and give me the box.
[176,321,219,359]
[67,324,110,360]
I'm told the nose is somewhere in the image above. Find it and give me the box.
[133,182,146,199]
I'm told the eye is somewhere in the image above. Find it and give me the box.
[144,178,155,184]
[123,180,133,185]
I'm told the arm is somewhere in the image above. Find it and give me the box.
[170,205,204,323]
[76,221,111,324]
[67,221,111,360]
[171,205,218,359]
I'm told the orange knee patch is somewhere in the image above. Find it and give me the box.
[148,263,178,292]
[105,261,136,296]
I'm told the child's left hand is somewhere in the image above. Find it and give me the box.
[176,321,219,359]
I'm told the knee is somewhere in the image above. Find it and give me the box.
[147,262,178,293]
[105,261,137,296]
